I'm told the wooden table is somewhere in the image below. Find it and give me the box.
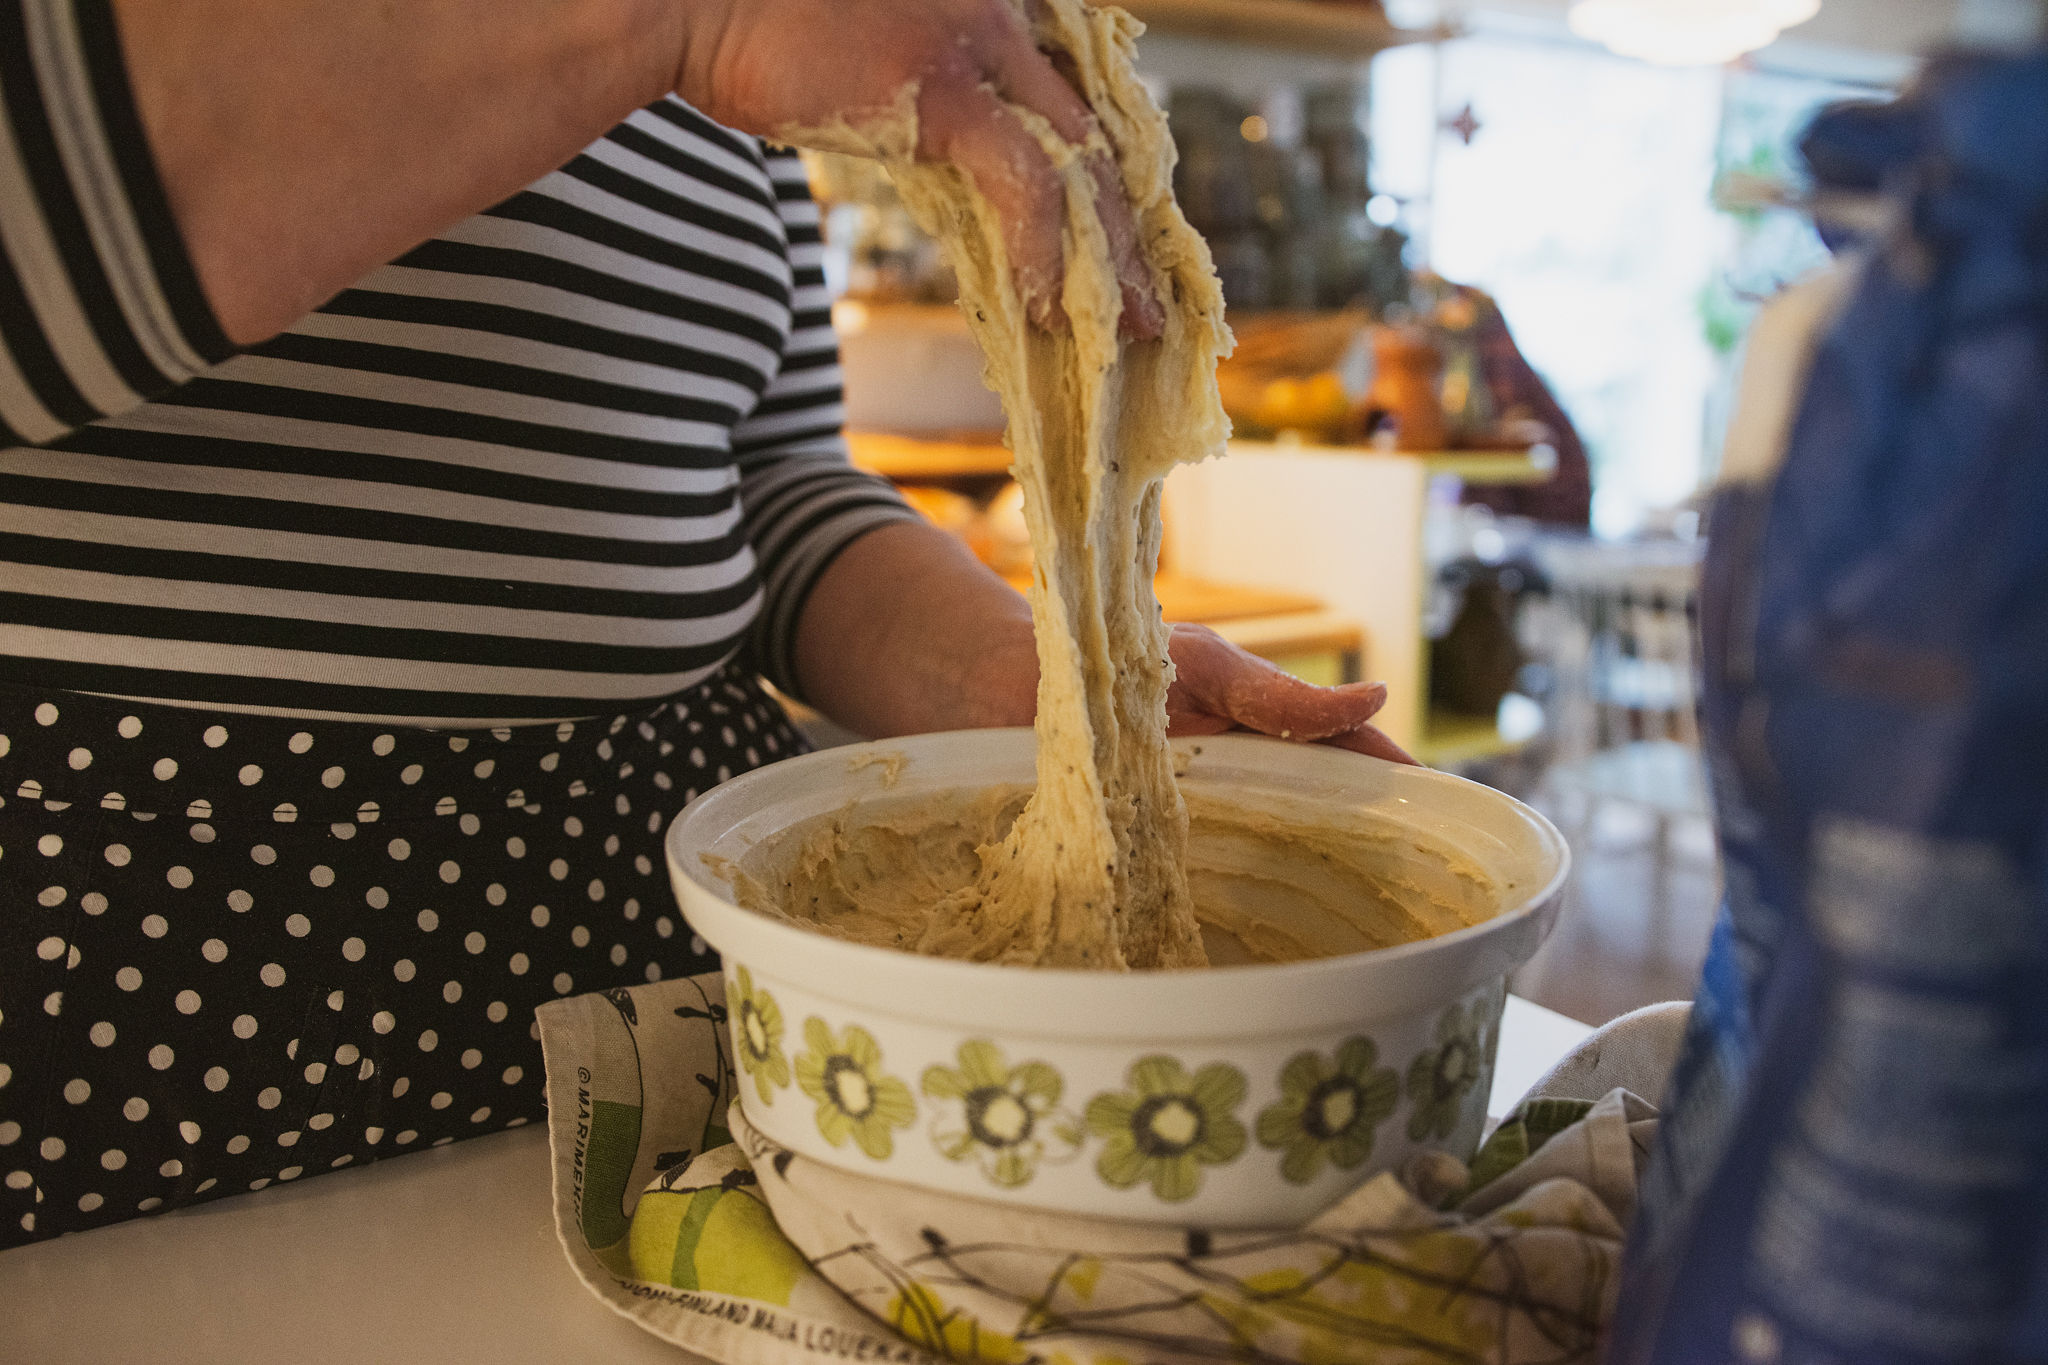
[0,998,1592,1365]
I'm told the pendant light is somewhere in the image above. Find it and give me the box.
[1568,0,1823,66]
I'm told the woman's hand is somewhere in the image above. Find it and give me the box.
[1162,623,1415,764]
[670,0,1163,338]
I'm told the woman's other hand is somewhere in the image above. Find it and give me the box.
[1162,624,1416,764]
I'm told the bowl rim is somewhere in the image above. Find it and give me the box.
[666,729,1570,1038]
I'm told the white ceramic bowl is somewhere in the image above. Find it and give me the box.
[667,729,1567,1227]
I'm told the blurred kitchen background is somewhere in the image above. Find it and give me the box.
[800,0,2046,1026]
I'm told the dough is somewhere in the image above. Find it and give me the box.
[718,787,1495,966]
[778,0,1231,968]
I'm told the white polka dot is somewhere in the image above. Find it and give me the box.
[571,925,594,949]
[614,795,631,816]
[548,858,569,880]
[226,1134,251,1154]
[141,914,168,938]
[277,1130,301,1149]
[357,1058,376,1081]
[365,886,388,909]
[233,1013,258,1039]
[552,972,573,995]
[175,989,201,1015]
[81,892,108,915]
[285,1038,300,1061]
[177,1120,201,1146]
[464,931,486,954]
[372,733,396,756]
[236,763,263,786]
[433,796,457,817]
[387,838,411,860]
[78,1192,104,1213]
[320,765,346,788]
[470,1107,492,1124]
[148,1044,174,1070]
[204,1066,229,1092]
[447,736,469,753]
[152,757,178,781]
[609,944,627,967]
[330,822,355,839]
[38,886,66,908]
[309,864,335,887]
[586,879,606,901]
[415,908,439,932]
[399,764,423,786]
[507,952,529,976]
[190,823,216,843]
[505,836,526,858]
[34,702,57,725]
[187,799,212,819]
[442,980,462,1004]
[365,1126,386,1145]
[430,1092,453,1110]
[156,1158,185,1183]
[335,1043,359,1065]
[63,1078,90,1104]
[5,1170,29,1190]
[195,1178,216,1193]
[288,731,314,754]
[271,1165,301,1183]
[472,759,495,779]
[459,813,480,835]
[202,725,229,748]
[304,1062,327,1085]
[68,747,92,770]
[285,913,311,938]
[36,935,64,961]
[260,963,286,988]
[256,1087,282,1111]
[40,1136,65,1160]
[486,1001,508,1023]
[43,990,62,1015]
[418,1029,438,1053]
[393,958,416,982]
[457,1048,483,1071]
[357,801,381,823]
[115,967,142,993]
[247,1178,270,1191]
[202,938,228,963]
[396,1130,418,1145]
[623,899,640,921]
[65,945,80,970]
[251,844,276,866]
[341,936,366,962]
[330,1155,353,1169]
[228,889,253,912]
[634,855,653,876]
[437,860,461,885]
[166,865,193,889]
[391,1077,410,1098]
[529,904,550,928]
[308,1111,334,1131]
[372,1011,396,1035]
[655,917,674,939]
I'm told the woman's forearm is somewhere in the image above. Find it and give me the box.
[791,520,1038,738]
[114,0,683,345]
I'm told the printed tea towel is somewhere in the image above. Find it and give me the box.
[539,975,1656,1365]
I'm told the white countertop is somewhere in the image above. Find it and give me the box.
[0,996,1592,1365]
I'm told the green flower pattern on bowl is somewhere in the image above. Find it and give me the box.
[795,1018,917,1159]
[1085,1056,1248,1203]
[1255,1037,1400,1185]
[1406,1001,1485,1142]
[726,966,790,1106]
[921,1040,1083,1190]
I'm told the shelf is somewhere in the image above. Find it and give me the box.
[1121,0,1445,56]
[848,430,1011,482]
[1226,439,1558,487]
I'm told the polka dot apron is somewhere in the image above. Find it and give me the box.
[0,664,805,1247]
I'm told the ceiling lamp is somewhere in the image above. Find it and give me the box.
[1568,0,1822,66]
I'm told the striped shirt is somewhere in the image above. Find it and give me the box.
[0,0,914,724]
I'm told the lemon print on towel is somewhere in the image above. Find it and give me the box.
[625,1147,811,1304]
[921,1039,1083,1188]
[795,1018,916,1159]
[1086,1056,1247,1202]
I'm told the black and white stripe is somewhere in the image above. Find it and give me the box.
[0,0,912,723]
